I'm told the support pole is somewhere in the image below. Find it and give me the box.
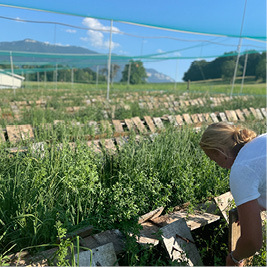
[174,58,179,90]
[230,0,247,98]
[240,53,248,95]
[127,62,132,88]
[10,51,15,96]
[106,20,113,100]
[71,68,74,92]
[96,65,99,89]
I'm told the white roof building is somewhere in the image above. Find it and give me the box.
[0,69,25,89]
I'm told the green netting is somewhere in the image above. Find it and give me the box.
[0,0,266,40]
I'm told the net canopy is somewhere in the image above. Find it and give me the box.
[0,0,266,80]
[0,0,266,40]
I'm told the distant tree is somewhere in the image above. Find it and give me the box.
[121,60,147,84]
[255,52,266,82]
[183,60,208,81]
[221,60,242,81]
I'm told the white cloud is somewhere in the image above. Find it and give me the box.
[81,18,121,50]
[66,29,76,34]
[157,49,165,53]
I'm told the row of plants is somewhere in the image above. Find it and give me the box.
[0,121,266,265]
[0,92,265,128]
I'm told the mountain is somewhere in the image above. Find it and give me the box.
[0,39,175,83]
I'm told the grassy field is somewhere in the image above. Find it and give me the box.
[0,81,266,265]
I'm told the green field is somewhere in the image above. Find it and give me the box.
[0,81,266,266]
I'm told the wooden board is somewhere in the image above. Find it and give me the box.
[112,120,124,134]
[0,126,5,143]
[175,115,184,125]
[6,124,34,143]
[218,112,228,122]
[255,108,264,120]
[161,219,203,266]
[87,140,102,153]
[228,208,240,252]
[124,118,136,132]
[75,243,118,266]
[115,136,128,148]
[132,117,147,134]
[235,109,245,121]
[153,117,164,129]
[190,114,199,124]
[249,107,257,119]
[242,108,251,119]
[138,207,164,224]
[260,107,267,118]
[152,210,220,231]
[144,116,157,133]
[101,139,117,153]
[197,113,205,123]
[182,114,193,124]
[214,191,234,223]
[210,113,219,123]
[167,115,178,126]
[80,229,125,255]
[225,110,238,121]
[203,113,212,123]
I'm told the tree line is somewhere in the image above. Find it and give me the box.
[182,51,266,82]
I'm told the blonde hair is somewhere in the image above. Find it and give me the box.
[200,122,257,156]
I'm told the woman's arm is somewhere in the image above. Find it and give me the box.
[226,199,262,266]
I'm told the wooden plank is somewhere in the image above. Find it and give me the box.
[242,108,251,119]
[235,109,245,121]
[161,219,203,266]
[218,112,228,122]
[6,124,34,143]
[124,118,136,132]
[115,136,128,148]
[225,110,238,122]
[249,107,257,119]
[144,116,157,133]
[197,113,205,123]
[153,117,164,129]
[80,229,125,255]
[132,117,147,134]
[167,115,178,126]
[30,142,45,158]
[260,107,267,118]
[175,115,184,125]
[228,208,240,252]
[152,210,220,231]
[137,221,160,246]
[112,120,124,134]
[75,243,118,266]
[0,126,5,142]
[255,108,264,120]
[19,125,34,141]
[191,114,199,124]
[210,113,219,123]
[203,113,212,123]
[138,207,164,224]
[214,191,234,223]
[101,138,117,153]
[53,120,65,125]
[182,114,193,124]
[87,140,102,153]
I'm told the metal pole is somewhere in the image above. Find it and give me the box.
[240,52,248,95]
[71,68,74,92]
[127,62,132,87]
[230,0,247,98]
[106,20,113,100]
[96,65,99,89]
[10,51,15,96]
[174,58,178,90]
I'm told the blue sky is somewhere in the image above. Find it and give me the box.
[0,1,266,81]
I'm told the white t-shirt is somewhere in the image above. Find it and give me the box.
[230,133,266,210]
